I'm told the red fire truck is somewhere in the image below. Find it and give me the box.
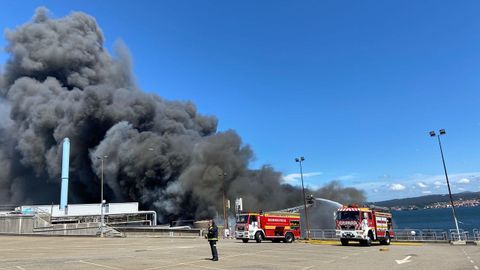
[235,211,301,243]
[335,205,395,246]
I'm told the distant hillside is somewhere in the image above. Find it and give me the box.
[373,191,480,208]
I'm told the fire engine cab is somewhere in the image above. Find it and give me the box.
[335,205,395,246]
[235,211,301,243]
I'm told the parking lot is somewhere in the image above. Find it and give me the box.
[0,236,478,270]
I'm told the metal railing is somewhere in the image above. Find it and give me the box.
[309,228,480,241]
[473,229,479,241]
[393,229,448,241]
[449,229,471,241]
[33,207,53,229]
[310,229,338,239]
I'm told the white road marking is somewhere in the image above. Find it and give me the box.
[302,266,314,270]
[395,256,412,265]
[182,262,225,270]
[247,252,332,263]
[259,249,344,259]
[143,259,209,270]
[76,260,124,270]
[232,250,336,265]
[246,261,311,269]
[142,249,322,270]
[461,248,479,270]
[16,266,27,270]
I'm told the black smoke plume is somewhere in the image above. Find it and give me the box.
[0,8,365,222]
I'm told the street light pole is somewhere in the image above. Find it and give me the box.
[219,172,228,238]
[97,155,108,238]
[429,129,461,241]
[295,156,310,240]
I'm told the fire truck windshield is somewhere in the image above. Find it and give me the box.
[236,215,249,223]
[336,211,360,221]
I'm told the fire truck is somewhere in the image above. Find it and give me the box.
[335,205,395,246]
[235,211,301,243]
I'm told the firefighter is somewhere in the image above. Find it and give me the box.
[362,213,369,238]
[207,219,219,261]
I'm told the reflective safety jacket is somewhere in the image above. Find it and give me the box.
[207,224,218,241]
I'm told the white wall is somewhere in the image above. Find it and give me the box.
[19,202,140,217]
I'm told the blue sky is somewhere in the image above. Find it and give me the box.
[2,1,480,201]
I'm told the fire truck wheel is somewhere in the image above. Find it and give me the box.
[242,239,249,243]
[284,233,294,243]
[341,239,349,246]
[360,239,371,246]
[363,232,373,246]
[380,233,391,245]
[368,232,374,244]
[255,232,263,243]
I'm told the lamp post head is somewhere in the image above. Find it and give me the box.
[429,131,436,137]
[439,129,446,135]
[295,157,305,163]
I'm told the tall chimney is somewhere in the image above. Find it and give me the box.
[60,138,70,210]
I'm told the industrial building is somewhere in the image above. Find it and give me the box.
[0,202,157,236]
[0,138,158,237]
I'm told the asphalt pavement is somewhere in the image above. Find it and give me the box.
[0,236,478,270]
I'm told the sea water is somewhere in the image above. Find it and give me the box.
[392,206,480,232]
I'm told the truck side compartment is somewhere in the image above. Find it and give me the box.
[235,211,301,243]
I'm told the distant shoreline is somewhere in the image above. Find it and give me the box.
[391,204,480,211]
[373,191,480,211]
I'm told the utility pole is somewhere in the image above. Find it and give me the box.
[295,156,311,240]
[429,129,461,241]
[219,171,228,238]
[97,155,108,237]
